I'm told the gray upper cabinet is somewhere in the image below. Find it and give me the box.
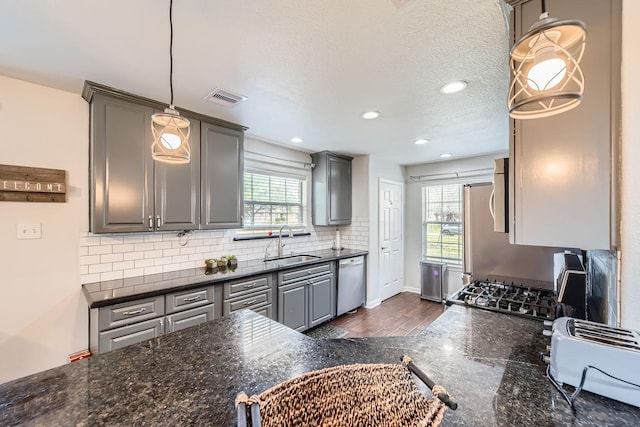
[311,151,352,226]
[154,121,201,231]
[84,81,246,234]
[87,89,200,233]
[509,0,621,249]
[200,122,244,229]
[89,94,154,233]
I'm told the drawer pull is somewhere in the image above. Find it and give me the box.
[183,295,202,302]
[122,308,146,316]
[243,299,257,306]
[243,283,257,289]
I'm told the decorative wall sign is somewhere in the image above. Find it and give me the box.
[0,164,67,202]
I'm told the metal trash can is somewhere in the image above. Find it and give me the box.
[420,261,446,302]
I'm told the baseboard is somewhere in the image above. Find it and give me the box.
[403,286,421,294]
[365,298,381,309]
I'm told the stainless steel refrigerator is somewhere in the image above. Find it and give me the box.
[463,183,563,288]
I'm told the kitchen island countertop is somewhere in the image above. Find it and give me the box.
[1,306,639,426]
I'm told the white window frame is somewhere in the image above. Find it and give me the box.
[237,159,312,237]
[422,183,464,266]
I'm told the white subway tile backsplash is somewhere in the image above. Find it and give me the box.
[154,257,173,266]
[163,248,180,257]
[82,273,101,283]
[79,255,101,266]
[123,268,144,278]
[100,271,123,282]
[143,234,163,243]
[134,259,154,269]
[153,241,172,250]
[101,253,124,263]
[124,252,144,261]
[88,245,112,256]
[89,263,112,274]
[144,250,163,259]
[100,235,123,245]
[172,255,189,263]
[80,236,101,247]
[113,244,134,253]
[144,266,163,275]
[123,234,145,244]
[79,223,366,284]
[134,242,154,252]
[113,261,135,271]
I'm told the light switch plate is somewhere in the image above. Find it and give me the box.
[17,223,41,239]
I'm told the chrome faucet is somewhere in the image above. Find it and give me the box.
[277,224,293,258]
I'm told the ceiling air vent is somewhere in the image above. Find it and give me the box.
[204,88,247,107]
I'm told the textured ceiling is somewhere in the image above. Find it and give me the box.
[0,0,511,165]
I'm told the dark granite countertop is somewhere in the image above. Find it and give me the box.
[2,307,639,426]
[82,248,367,308]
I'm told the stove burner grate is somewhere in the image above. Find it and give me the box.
[447,280,557,320]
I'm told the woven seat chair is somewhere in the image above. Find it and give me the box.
[236,355,457,427]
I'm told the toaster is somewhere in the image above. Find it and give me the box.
[549,317,640,407]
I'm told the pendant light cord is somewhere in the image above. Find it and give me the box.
[541,0,546,14]
[169,0,174,106]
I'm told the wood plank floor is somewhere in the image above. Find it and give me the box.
[328,292,445,338]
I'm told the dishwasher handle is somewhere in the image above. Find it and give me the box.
[339,257,364,266]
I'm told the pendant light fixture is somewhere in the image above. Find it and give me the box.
[508,0,586,119]
[151,0,191,164]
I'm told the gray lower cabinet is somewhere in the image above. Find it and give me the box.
[308,275,334,327]
[278,281,309,332]
[222,274,275,320]
[201,122,244,229]
[98,317,164,353]
[166,304,215,333]
[277,262,335,332]
[90,286,215,355]
[311,151,352,226]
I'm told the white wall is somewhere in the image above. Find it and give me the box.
[621,0,640,329]
[403,153,508,297]
[0,75,89,382]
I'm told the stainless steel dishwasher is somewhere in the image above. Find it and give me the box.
[337,256,366,316]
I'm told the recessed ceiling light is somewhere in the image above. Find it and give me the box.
[290,137,304,143]
[361,111,381,120]
[440,80,467,94]
[440,153,453,158]
[414,139,429,145]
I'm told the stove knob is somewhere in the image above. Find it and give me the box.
[539,353,551,364]
[542,329,552,337]
[546,345,551,353]
[543,320,553,328]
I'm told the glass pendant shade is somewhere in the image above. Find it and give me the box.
[151,106,191,164]
[508,12,586,119]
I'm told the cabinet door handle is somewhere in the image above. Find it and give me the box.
[122,308,146,316]
[381,246,388,250]
[243,299,257,306]
[183,295,202,302]
[243,283,257,289]
[167,318,173,333]
[156,215,162,228]
[148,216,153,231]
[159,318,165,335]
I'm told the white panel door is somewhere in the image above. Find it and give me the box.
[379,179,403,301]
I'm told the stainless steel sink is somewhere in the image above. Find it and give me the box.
[263,254,321,267]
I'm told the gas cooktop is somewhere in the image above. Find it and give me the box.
[446,280,557,321]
